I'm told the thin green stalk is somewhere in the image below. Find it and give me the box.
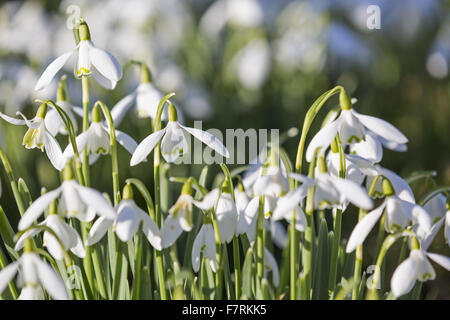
[373,213,386,265]
[112,238,125,299]
[294,86,343,175]
[91,247,108,299]
[209,206,223,299]
[151,93,175,300]
[0,148,25,215]
[366,231,411,300]
[232,235,241,299]
[256,196,265,280]
[352,176,381,300]
[133,232,143,299]
[301,152,318,299]
[328,208,342,297]
[81,76,90,186]
[290,213,297,299]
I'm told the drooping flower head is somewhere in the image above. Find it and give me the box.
[35,18,122,91]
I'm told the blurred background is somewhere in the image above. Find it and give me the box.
[0,0,448,298]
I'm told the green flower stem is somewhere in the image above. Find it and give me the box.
[232,235,241,299]
[46,100,84,185]
[289,213,297,299]
[91,247,108,299]
[219,164,241,299]
[328,208,342,297]
[96,101,120,205]
[352,176,381,300]
[328,140,346,297]
[81,76,90,186]
[294,86,343,175]
[152,93,175,301]
[133,232,143,299]
[302,152,318,300]
[0,148,25,216]
[256,196,265,280]
[372,213,386,265]
[209,208,223,299]
[112,238,126,299]
[366,231,411,300]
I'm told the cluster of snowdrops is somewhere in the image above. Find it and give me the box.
[0,18,448,300]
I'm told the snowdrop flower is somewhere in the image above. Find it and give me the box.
[289,170,373,212]
[235,185,251,235]
[346,178,432,253]
[34,19,122,91]
[253,165,289,214]
[15,210,85,261]
[130,102,229,165]
[391,237,450,297]
[305,91,408,162]
[161,183,220,248]
[111,63,183,126]
[417,194,449,249]
[0,102,64,170]
[44,76,81,136]
[63,104,138,164]
[18,165,116,231]
[0,240,68,300]
[214,184,239,244]
[86,184,161,250]
[192,221,217,273]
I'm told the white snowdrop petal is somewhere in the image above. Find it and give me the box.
[191,227,204,273]
[160,122,189,163]
[32,255,69,300]
[86,216,113,246]
[263,247,280,287]
[115,130,139,155]
[114,204,140,242]
[193,188,220,211]
[75,185,115,219]
[137,207,162,251]
[89,44,122,81]
[353,111,408,144]
[18,187,62,231]
[161,215,184,248]
[0,261,19,294]
[92,71,117,90]
[44,133,64,171]
[63,131,89,160]
[110,91,137,126]
[0,112,27,126]
[35,50,75,91]
[305,119,339,162]
[180,124,230,158]
[426,253,450,271]
[130,128,166,166]
[391,255,417,297]
[331,177,373,210]
[346,203,385,253]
